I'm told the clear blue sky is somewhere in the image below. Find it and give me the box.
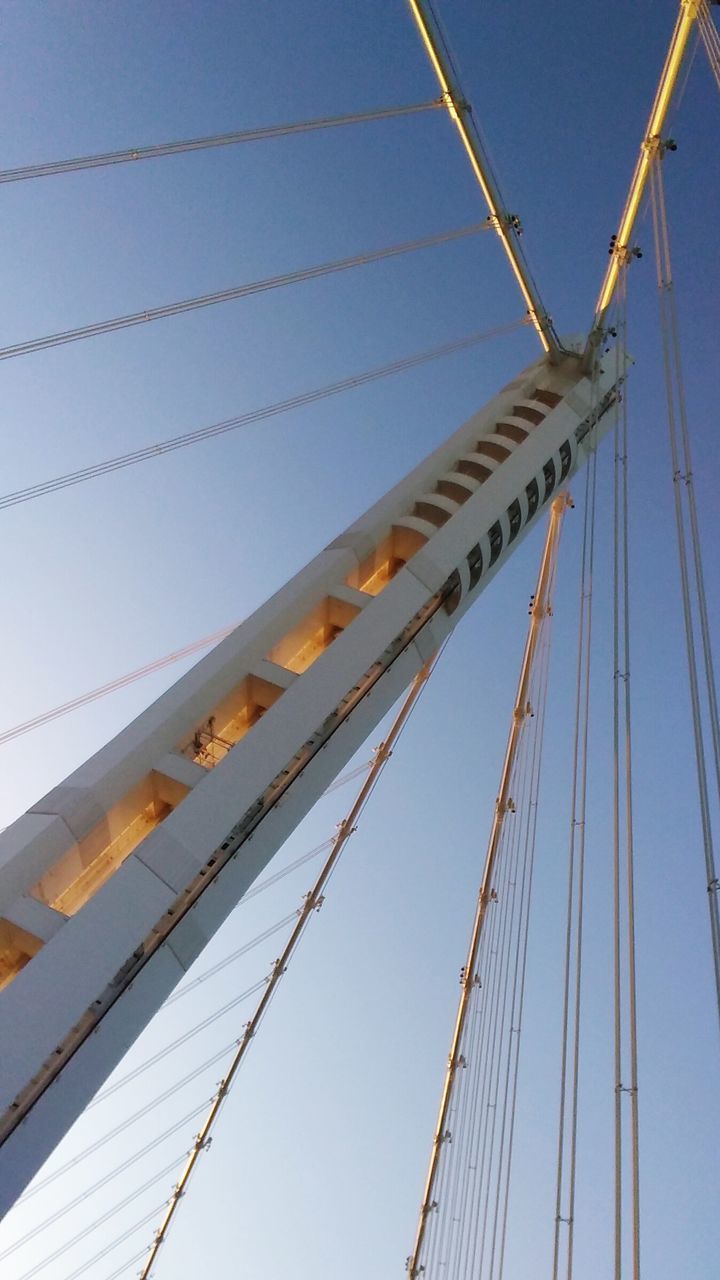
[0,2,718,1277]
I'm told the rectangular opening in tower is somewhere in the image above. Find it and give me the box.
[266,596,361,675]
[179,673,286,769]
[346,527,427,597]
[0,919,44,992]
[27,771,190,917]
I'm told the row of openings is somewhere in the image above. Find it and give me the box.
[1,581,398,983]
[408,389,562,533]
[0,389,566,989]
[1,772,192,989]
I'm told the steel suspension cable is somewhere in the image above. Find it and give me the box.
[473,721,536,1277]
[137,650,446,1280]
[99,1249,149,1280]
[89,978,268,1103]
[17,1154,187,1280]
[456,709,536,1278]
[0,319,525,512]
[487,622,554,1278]
[407,495,570,1279]
[58,1203,168,1280]
[612,282,624,1280]
[0,100,442,183]
[417,572,557,1279]
[650,154,717,814]
[0,624,238,743]
[2,1105,211,1254]
[648,152,720,1029]
[496,623,555,1279]
[566,454,598,1280]
[0,222,491,362]
[449,780,520,1276]
[652,153,720,827]
[18,1100,212,1202]
[552,378,600,1280]
[611,269,641,1280]
[698,1,720,91]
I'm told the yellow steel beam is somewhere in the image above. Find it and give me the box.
[590,0,700,341]
[407,0,560,357]
[406,492,570,1278]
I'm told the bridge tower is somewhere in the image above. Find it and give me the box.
[0,341,626,1214]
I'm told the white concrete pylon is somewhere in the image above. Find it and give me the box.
[0,344,628,1212]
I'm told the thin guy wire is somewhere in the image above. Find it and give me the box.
[1,1109,209,1257]
[475,723,535,1277]
[138,651,447,1279]
[490,623,554,1278]
[699,2,720,91]
[0,624,238,743]
[656,147,720,821]
[0,100,442,182]
[461,807,518,1276]
[497,626,554,1279]
[421,819,507,1273]
[97,1250,149,1280]
[58,1203,168,1280]
[17,1154,186,1280]
[471,719,536,1276]
[649,156,720,1028]
[0,222,491,362]
[440,841,507,1276]
[90,978,267,1102]
[424,634,550,1278]
[552,387,599,1280]
[566,435,599,1280]
[620,279,641,1280]
[612,282,625,1280]
[0,319,525,511]
[17,1100,211,1202]
[551,464,590,1280]
[463,792,521,1276]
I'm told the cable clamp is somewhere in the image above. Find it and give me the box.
[608,235,643,264]
[708,878,720,895]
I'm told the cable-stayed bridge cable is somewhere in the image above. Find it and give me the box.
[0,222,492,361]
[55,1203,168,1280]
[19,1101,211,1202]
[610,268,641,1279]
[0,319,526,511]
[136,649,446,1280]
[698,1,720,92]
[0,100,443,183]
[648,150,720,1030]
[1,1107,211,1255]
[551,376,600,1280]
[407,497,568,1278]
[16,1154,187,1280]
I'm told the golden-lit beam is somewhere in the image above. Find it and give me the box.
[590,0,701,340]
[406,493,571,1278]
[406,0,560,356]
